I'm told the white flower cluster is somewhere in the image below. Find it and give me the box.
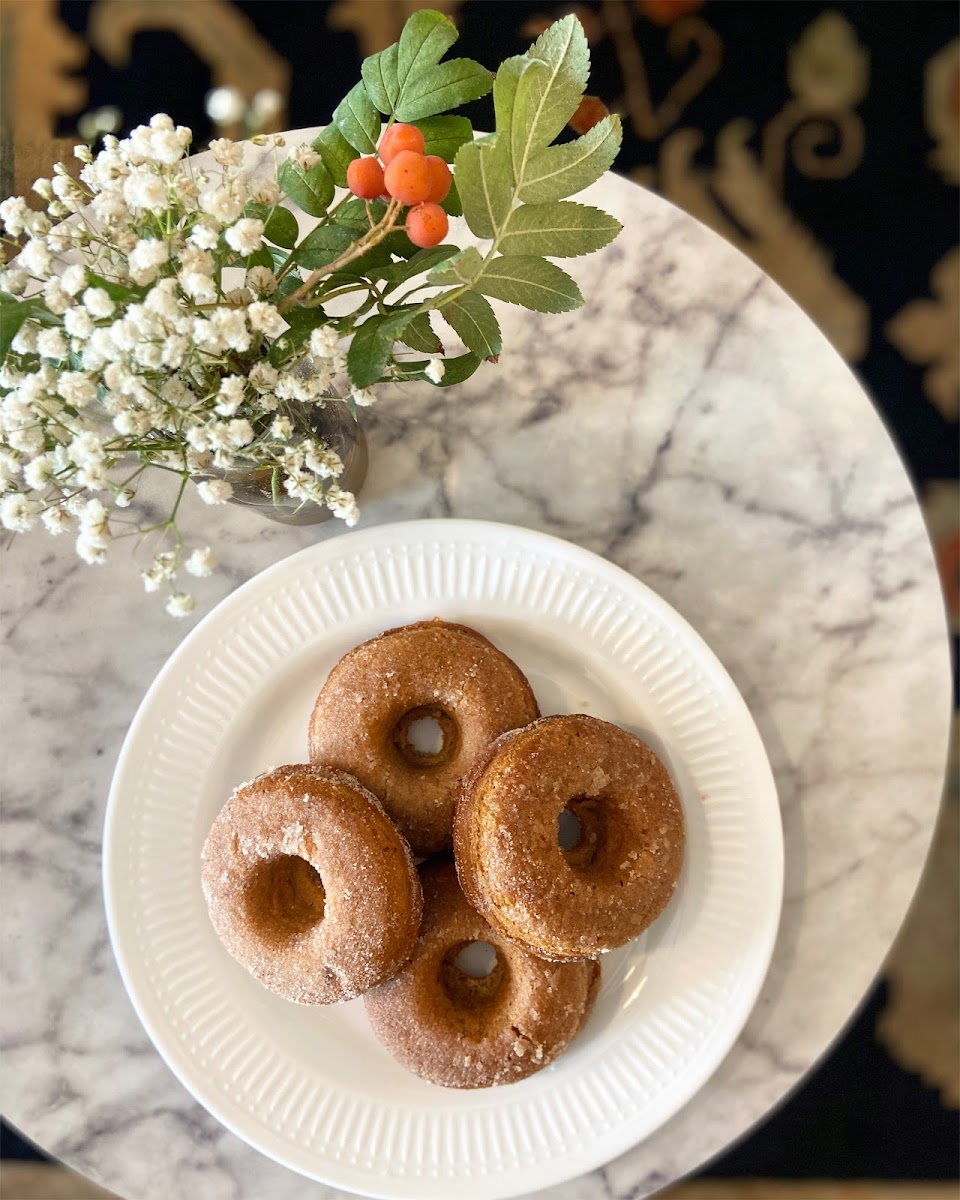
[0,115,370,616]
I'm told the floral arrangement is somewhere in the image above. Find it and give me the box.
[0,11,621,615]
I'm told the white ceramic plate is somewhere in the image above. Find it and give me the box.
[103,519,783,1200]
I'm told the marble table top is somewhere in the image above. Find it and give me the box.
[1,129,952,1200]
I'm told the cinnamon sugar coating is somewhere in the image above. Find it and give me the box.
[308,620,539,855]
[201,764,422,1004]
[454,715,685,961]
[365,862,599,1088]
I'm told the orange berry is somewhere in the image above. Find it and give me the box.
[406,202,448,248]
[424,155,452,203]
[379,123,426,165]
[383,150,431,207]
[569,95,609,135]
[346,156,385,200]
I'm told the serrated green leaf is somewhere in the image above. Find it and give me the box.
[395,58,493,122]
[362,43,399,114]
[518,114,622,203]
[427,246,483,285]
[473,255,582,312]
[455,138,512,239]
[313,124,358,188]
[277,158,334,219]
[411,115,474,162]
[441,289,502,358]
[347,306,418,388]
[492,56,525,181]
[523,14,589,150]
[498,200,622,257]
[377,245,459,287]
[397,9,459,92]
[435,350,483,386]
[333,82,381,154]
[510,57,580,187]
[260,205,300,249]
[294,224,355,269]
[399,311,442,353]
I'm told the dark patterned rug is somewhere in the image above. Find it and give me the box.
[1,0,957,1186]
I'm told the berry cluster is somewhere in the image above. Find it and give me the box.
[346,124,451,248]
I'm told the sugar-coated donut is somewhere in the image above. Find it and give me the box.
[365,862,599,1088]
[308,620,539,856]
[201,764,422,1004]
[454,714,685,961]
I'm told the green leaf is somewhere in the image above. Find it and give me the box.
[427,246,483,285]
[294,223,355,269]
[473,256,582,312]
[492,56,525,182]
[498,201,622,258]
[313,124,358,188]
[442,176,463,217]
[377,245,460,287]
[399,311,442,353]
[332,82,381,154]
[335,197,385,236]
[277,158,334,219]
[411,115,474,162]
[441,289,502,358]
[397,9,459,93]
[261,205,300,249]
[0,298,40,361]
[435,350,483,386]
[455,137,512,239]
[85,273,140,301]
[518,114,622,203]
[522,14,589,151]
[267,306,329,363]
[362,43,399,114]
[347,306,418,388]
[395,58,494,122]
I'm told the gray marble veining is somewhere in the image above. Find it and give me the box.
[0,135,951,1200]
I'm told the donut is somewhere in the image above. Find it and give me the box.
[364,862,599,1088]
[201,764,422,1004]
[454,714,685,961]
[308,620,539,856]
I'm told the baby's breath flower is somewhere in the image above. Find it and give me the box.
[309,325,340,358]
[0,451,21,487]
[64,307,94,340]
[0,268,28,296]
[249,361,278,391]
[289,144,320,171]
[245,266,278,296]
[249,179,282,207]
[115,488,135,508]
[123,168,168,213]
[0,493,39,532]
[425,360,445,384]
[36,328,69,361]
[225,218,264,257]
[128,237,169,285]
[76,532,108,565]
[0,197,31,237]
[325,485,359,527]
[210,138,243,167]
[185,546,217,577]
[166,591,196,618]
[41,506,72,535]
[187,221,220,251]
[33,178,53,200]
[270,416,293,439]
[351,386,377,407]
[57,371,97,408]
[197,479,233,504]
[83,287,115,319]
[42,278,72,315]
[247,300,286,338]
[18,239,53,280]
[199,186,242,225]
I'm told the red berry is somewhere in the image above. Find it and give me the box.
[383,150,431,207]
[346,156,385,200]
[424,155,452,203]
[407,202,448,248]
[379,123,426,165]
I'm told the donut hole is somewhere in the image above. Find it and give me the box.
[243,854,326,941]
[559,796,606,869]
[392,705,459,768]
[440,940,507,1010]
